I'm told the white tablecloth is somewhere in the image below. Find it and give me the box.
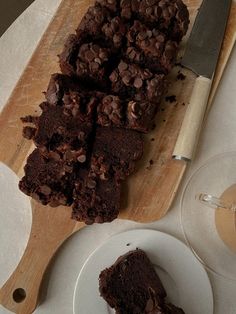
[0,1,236,313]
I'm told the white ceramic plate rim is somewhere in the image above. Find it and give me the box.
[73,229,214,314]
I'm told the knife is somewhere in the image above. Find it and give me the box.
[173,0,232,161]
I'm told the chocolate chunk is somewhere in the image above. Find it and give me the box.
[165,95,176,103]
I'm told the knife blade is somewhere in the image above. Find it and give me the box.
[173,0,232,161]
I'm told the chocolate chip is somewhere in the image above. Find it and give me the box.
[87,179,96,189]
[77,155,86,163]
[40,185,52,195]
[118,61,128,72]
[134,77,143,88]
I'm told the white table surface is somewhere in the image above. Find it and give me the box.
[0,1,236,313]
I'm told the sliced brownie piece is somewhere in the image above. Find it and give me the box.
[126,20,178,74]
[22,74,97,163]
[99,249,167,313]
[90,127,143,182]
[19,149,74,207]
[72,169,121,224]
[137,0,189,42]
[97,95,157,133]
[99,249,185,314]
[109,60,167,103]
[59,36,111,86]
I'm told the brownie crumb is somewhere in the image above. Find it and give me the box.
[165,95,176,103]
[177,72,186,81]
[126,243,131,246]
[151,138,155,142]
[182,102,185,106]
[149,159,154,165]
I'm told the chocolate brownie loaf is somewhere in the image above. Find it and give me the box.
[72,169,121,224]
[20,0,189,224]
[110,60,167,103]
[99,249,185,314]
[90,127,144,182]
[19,149,75,207]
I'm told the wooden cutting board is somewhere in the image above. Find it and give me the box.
[0,0,236,313]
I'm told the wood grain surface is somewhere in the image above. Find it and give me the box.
[0,0,236,313]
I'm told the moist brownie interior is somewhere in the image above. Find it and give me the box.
[99,249,185,314]
[20,0,189,224]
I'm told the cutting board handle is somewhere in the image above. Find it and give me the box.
[0,202,84,314]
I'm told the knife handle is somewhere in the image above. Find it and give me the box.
[173,76,212,161]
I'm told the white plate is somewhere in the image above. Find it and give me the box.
[73,229,213,314]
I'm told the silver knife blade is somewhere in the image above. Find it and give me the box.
[182,0,232,79]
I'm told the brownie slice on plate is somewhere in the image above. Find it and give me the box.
[99,249,185,314]
[72,169,121,224]
[126,20,178,74]
[19,149,75,207]
[90,127,143,182]
[109,60,167,103]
